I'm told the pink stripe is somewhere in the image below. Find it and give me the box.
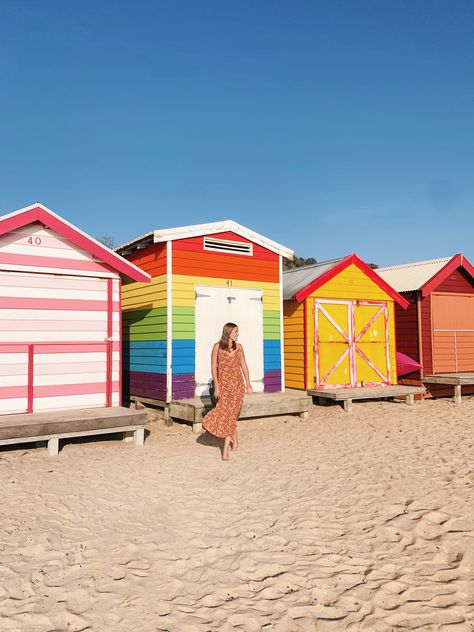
[0,342,120,353]
[0,320,107,332]
[0,297,119,311]
[0,385,28,399]
[0,344,28,353]
[0,381,120,400]
[0,273,106,291]
[0,251,115,274]
[34,362,107,375]
[33,381,120,398]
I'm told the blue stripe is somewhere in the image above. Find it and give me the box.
[123,340,167,350]
[264,339,281,371]
[172,340,195,371]
[128,363,167,373]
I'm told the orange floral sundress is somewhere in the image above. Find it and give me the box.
[202,346,245,438]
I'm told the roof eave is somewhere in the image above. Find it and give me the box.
[420,253,474,297]
[0,203,151,284]
[293,253,409,308]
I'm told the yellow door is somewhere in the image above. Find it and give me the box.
[315,300,353,387]
[315,300,390,388]
[354,301,390,386]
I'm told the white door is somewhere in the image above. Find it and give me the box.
[194,285,264,395]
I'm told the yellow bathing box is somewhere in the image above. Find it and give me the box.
[283,254,408,390]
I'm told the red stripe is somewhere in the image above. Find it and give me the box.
[0,297,120,311]
[173,231,279,261]
[0,251,117,274]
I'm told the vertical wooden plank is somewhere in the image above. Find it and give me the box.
[118,281,122,406]
[106,278,113,407]
[166,241,173,402]
[27,344,34,413]
[279,255,284,391]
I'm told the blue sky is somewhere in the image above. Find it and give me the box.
[0,0,473,265]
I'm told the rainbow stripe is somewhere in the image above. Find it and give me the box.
[121,233,283,401]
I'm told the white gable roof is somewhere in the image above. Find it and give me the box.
[117,220,294,259]
[377,257,452,292]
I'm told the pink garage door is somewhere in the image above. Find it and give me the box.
[0,271,120,415]
[432,293,474,373]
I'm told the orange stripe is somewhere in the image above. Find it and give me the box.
[173,250,279,282]
[127,243,167,274]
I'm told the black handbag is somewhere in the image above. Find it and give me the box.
[209,380,219,406]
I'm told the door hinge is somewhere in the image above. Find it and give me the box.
[195,292,212,298]
[250,297,263,302]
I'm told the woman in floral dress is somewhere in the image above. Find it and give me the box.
[202,323,252,460]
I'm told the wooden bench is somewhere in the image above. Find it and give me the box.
[167,390,313,433]
[424,373,474,404]
[308,385,426,414]
[0,407,148,456]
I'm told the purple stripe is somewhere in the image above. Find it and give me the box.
[172,373,195,400]
[124,371,167,402]
[264,383,281,393]
[172,373,194,385]
[265,369,281,378]
[264,369,281,393]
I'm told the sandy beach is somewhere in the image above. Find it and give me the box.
[1,398,473,632]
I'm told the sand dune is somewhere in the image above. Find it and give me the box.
[1,397,473,631]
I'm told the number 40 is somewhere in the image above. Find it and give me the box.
[27,236,42,245]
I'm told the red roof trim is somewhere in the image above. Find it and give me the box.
[293,254,409,308]
[0,205,150,283]
[420,253,474,297]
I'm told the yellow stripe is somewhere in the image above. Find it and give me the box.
[172,274,281,309]
[122,274,167,309]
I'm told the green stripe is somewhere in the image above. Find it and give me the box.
[123,307,167,341]
[124,332,168,341]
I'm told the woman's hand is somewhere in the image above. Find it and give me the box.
[246,385,253,394]
[214,385,220,399]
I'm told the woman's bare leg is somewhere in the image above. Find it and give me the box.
[222,435,231,460]
[231,429,238,451]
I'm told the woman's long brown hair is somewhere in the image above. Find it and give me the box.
[219,322,238,351]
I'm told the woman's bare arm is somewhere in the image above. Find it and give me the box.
[238,344,253,393]
[211,343,220,396]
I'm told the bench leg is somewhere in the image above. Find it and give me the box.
[299,411,309,420]
[406,393,415,406]
[133,428,145,446]
[193,422,203,434]
[343,399,353,414]
[454,384,462,404]
[48,436,59,456]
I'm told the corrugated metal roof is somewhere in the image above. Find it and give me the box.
[377,257,452,292]
[283,258,344,300]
